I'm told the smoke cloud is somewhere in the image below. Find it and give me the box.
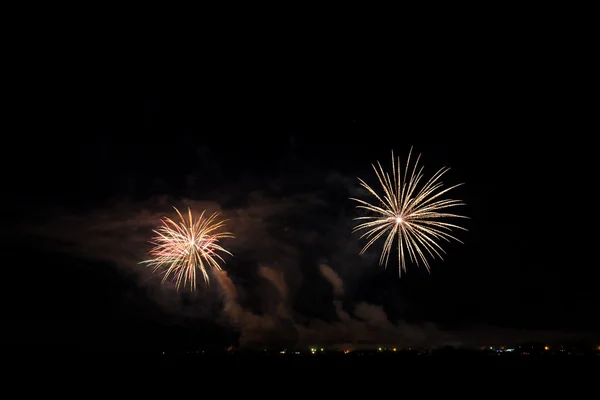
[319,264,344,297]
[26,176,584,349]
[212,263,450,348]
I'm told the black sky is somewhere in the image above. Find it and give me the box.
[9,29,597,351]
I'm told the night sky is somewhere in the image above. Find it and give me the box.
[9,32,597,352]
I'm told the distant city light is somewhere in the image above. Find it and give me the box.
[156,345,600,358]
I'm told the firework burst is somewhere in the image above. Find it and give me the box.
[351,147,468,275]
[141,207,234,290]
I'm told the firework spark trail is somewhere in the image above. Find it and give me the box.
[140,207,234,290]
[351,147,468,276]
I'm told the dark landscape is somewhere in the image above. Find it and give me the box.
[88,345,600,368]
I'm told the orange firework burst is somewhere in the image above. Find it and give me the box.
[141,207,234,290]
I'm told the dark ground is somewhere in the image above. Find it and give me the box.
[74,351,600,369]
